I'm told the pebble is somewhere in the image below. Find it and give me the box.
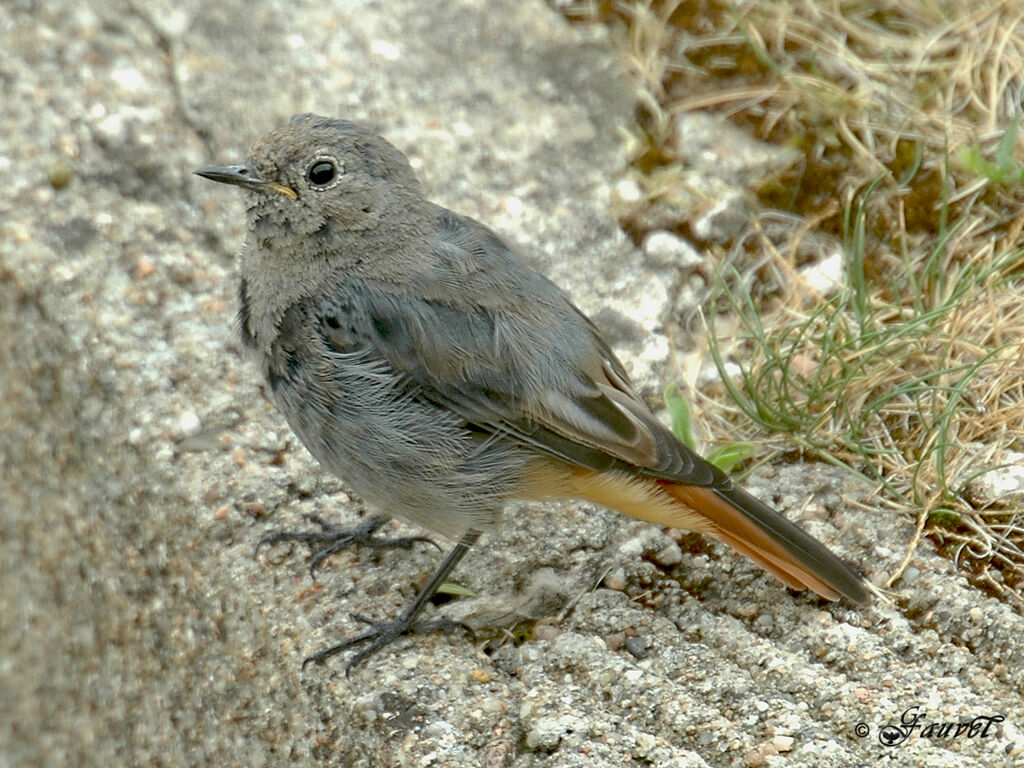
[691,192,751,243]
[641,230,703,270]
[179,410,202,437]
[614,178,643,203]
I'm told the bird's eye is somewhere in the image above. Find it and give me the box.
[307,158,339,187]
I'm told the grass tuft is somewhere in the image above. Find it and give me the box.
[561,0,1024,602]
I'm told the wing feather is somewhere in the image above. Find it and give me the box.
[311,206,718,485]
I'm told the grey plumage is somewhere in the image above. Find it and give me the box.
[222,114,707,539]
[197,114,868,630]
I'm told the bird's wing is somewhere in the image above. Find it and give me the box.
[317,210,716,486]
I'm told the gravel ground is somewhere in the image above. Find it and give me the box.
[2,1,1022,766]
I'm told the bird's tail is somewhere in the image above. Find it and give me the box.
[520,461,868,604]
[658,480,869,604]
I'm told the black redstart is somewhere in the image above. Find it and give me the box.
[196,114,868,670]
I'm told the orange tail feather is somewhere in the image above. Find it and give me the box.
[520,461,868,604]
[660,481,868,604]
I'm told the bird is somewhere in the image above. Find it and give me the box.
[195,114,869,670]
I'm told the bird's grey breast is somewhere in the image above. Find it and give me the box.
[247,282,525,538]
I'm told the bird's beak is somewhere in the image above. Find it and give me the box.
[194,163,298,199]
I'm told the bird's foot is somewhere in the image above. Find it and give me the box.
[255,514,438,579]
[303,612,470,674]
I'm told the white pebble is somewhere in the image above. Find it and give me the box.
[614,178,643,203]
[502,196,524,217]
[798,249,845,296]
[111,67,145,92]
[369,39,401,60]
[642,230,702,270]
[179,410,202,437]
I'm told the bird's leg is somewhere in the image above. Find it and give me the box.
[256,514,438,580]
[303,529,481,673]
